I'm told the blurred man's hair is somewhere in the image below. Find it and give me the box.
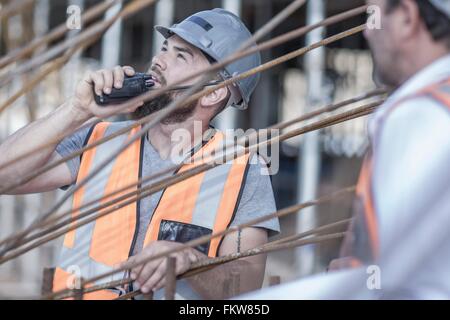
[387,0,450,49]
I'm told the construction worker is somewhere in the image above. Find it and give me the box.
[0,9,280,299]
[241,0,450,299]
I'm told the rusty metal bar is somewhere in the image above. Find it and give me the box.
[51,228,348,300]
[0,92,383,262]
[0,101,371,261]
[0,3,372,302]
[267,218,352,247]
[0,101,375,261]
[141,292,153,300]
[0,5,370,193]
[0,0,120,70]
[48,218,352,299]
[0,25,369,257]
[164,257,176,300]
[0,96,381,256]
[0,0,314,254]
[0,0,159,86]
[108,233,344,301]
[0,30,104,114]
[80,190,355,291]
[41,267,55,296]
[0,0,36,22]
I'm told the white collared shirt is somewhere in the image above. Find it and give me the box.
[369,54,450,299]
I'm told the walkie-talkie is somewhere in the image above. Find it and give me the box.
[94,73,155,106]
[94,72,224,106]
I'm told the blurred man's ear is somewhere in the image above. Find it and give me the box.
[396,0,422,39]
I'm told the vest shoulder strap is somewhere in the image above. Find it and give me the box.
[388,77,450,117]
[423,78,450,111]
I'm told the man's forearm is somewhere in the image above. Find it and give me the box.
[185,250,264,300]
[0,99,91,186]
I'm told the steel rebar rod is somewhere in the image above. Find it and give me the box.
[0,0,36,22]
[51,225,350,300]
[50,186,355,300]
[0,24,367,220]
[0,25,106,114]
[0,6,368,191]
[0,0,158,86]
[0,0,311,254]
[113,232,346,301]
[0,0,120,70]
[0,97,379,257]
[0,99,379,258]
[0,94,382,252]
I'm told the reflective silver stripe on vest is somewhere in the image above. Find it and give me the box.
[57,123,130,287]
[190,139,246,230]
[190,163,233,229]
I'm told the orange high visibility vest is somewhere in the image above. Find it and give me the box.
[338,78,450,269]
[52,122,251,299]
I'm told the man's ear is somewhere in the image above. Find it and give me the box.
[200,87,229,109]
[397,0,422,40]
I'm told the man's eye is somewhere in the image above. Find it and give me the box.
[161,47,167,52]
[177,54,187,61]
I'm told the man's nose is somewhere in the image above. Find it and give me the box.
[151,54,167,71]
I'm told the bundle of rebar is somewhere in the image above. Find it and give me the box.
[0,0,386,300]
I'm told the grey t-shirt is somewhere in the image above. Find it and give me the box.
[56,122,280,255]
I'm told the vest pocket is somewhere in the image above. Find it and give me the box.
[157,220,212,255]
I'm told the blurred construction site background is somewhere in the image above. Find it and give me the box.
[0,0,377,298]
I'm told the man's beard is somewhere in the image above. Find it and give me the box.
[131,92,198,124]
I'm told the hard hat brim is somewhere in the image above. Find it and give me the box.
[155,25,218,60]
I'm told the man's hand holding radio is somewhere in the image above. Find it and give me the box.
[71,65,145,121]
